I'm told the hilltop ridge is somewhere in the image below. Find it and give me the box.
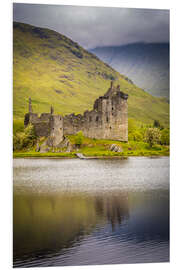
[90,43,169,98]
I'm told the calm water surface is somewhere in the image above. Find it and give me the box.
[13,157,169,267]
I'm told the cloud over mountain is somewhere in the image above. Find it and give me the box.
[13,4,169,49]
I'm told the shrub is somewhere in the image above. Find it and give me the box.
[128,119,144,141]
[75,131,84,147]
[130,130,143,142]
[145,128,161,148]
[13,124,37,151]
[160,128,170,145]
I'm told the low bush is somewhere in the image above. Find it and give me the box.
[160,128,170,145]
[144,128,161,148]
[74,131,84,147]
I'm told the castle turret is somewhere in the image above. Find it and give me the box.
[50,105,54,114]
[28,97,33,113]
[104,81,119,97]
[110,80,114,89]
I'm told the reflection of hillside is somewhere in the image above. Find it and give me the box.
[95,193,129,231]
[14,189,169,266]
[13,193,100,262]
[13,191,130,266]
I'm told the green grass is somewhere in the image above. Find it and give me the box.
[13,151,76,158]
[13,118,24,134]
[13,22,169,128]
[13,134,169,158]
[80,142,169,157]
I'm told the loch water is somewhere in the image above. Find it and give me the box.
[13,157,169,267]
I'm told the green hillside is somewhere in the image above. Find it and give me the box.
[13,22,169,127]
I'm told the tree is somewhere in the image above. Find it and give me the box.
[128,118,137,141]
[160,128,170,145]
[13,124,36,150]
[75,131,84,147]
[129,130,143,142]
[128,118,144,141]
[145,128,161,147]
[153,119,161,128]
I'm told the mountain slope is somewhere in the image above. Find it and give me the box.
[13,22,169,126]
[90,43,169,98]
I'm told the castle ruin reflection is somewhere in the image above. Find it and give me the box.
[95,193,129,231]
[13,191,129,262]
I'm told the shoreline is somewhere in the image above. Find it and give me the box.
[13,152,169,159]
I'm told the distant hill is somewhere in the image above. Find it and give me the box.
[90,43,169,98]
[13,22,169,126]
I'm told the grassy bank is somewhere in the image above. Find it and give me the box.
[13,135,169,158]
[13,151,76,158]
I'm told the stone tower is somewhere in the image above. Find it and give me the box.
[63,81,128,141]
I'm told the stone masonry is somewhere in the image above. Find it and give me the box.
[24,82,128,146]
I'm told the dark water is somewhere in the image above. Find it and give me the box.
[13,157,169,267]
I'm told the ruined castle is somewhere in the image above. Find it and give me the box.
[24,82,128,146]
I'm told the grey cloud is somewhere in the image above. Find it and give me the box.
[13,3,169,49]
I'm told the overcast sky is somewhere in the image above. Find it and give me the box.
[13,3,169,49]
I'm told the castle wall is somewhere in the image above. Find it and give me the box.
[24,112,64,146]
[24,113,51,137]
[63,83,128,141]
[24,82,128,143]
